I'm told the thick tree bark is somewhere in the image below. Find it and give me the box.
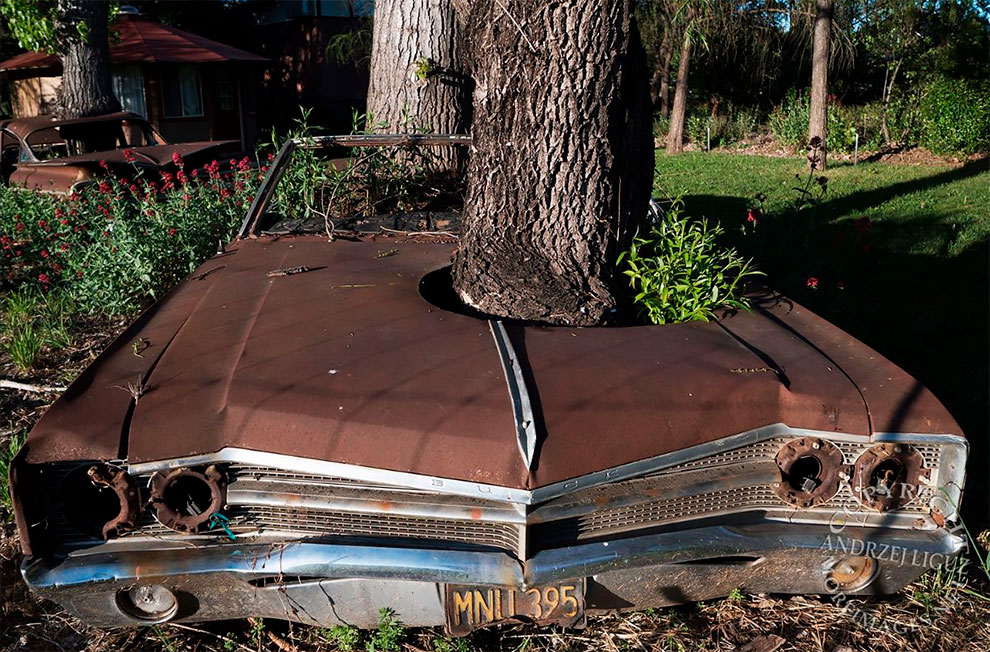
[453,0,653,326]
[366,0,470,173]
[54,0,120,119]
[807,0,833,169]
[664,14,693,154]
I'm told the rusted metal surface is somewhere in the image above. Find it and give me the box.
[771,437,848,508]
[149,465,227,533]
[18,235,964,491]
[86,464,143,539]
[852,443,927,512]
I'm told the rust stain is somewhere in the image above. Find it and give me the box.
[469,508,483,520]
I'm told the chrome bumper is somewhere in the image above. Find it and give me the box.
[24,523,965,628]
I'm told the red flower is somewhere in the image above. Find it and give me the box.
[806,276,819,290]
[60,243,68,251]
[172,151,184,167]
[168,227,178,236]
[746,209,758,225]
[98,181,111,194]
[99,160,109,169]
[238,156,251,171]
[60,219,69,226]
[15,222,25,232]
[77,270,84,278]
[38,273,49,283]
[266,152,275,162]
[40,250,49,258]
[38,219,47,228]
[122,149,137,162]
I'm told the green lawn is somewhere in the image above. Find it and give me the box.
[655,152,990,525]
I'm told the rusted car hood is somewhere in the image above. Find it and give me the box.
[22,236,961,489]
[31,141,240,168]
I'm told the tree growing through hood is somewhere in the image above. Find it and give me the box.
[451,0,654,326]
[1,0,120,118]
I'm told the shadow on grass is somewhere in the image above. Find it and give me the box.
[674,168,989,529]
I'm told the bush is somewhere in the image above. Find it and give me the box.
[769,89,858,153]
[619,200,762,325]
[920,77,990,154]
[0,154,263,316]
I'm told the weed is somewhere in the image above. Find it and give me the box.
[368,607,406,651]
[322,624,361,651]
[726,587,746,603]
[3,321,43,372]
[0,430,27,523]
[248,617,265,647]
[619,199,762,325]
[222,632,238,652]
[433,636,474,652]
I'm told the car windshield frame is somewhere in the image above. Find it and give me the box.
[238,133,472,239]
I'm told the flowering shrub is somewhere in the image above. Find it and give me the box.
[1,155,264,316]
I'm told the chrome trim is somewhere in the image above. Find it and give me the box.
[127,424,966,508]
[24,523,964,592]
[490,320,538,470]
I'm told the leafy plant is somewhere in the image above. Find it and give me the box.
[248,617,265,647]
[619,200,762,325]
[323,624,362,651]
[920,76,990,154]
[2,320,43,372]
[433,636,474,652]
[367,607,406,652]
[0,430,27,524]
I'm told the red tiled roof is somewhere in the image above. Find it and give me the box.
[1,14,266,72]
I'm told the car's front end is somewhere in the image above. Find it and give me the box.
[8,136,969,634]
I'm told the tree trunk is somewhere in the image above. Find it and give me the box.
[664,14,694,154]
[453,0,653,326]
[54,0,120,119]
[658,37,674,118]
[366,0,470,174]
[807,0,833,169]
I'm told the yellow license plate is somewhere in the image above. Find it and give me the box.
[445,580,586,635]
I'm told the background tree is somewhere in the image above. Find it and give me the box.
[663,2,696,153]
[365,0,470,173]
[807,0,833,168]
[453,0,653,326]
[1,0,120,118]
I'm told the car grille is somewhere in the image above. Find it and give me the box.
[34,438,945,558]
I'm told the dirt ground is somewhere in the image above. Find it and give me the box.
[2,316,989,652]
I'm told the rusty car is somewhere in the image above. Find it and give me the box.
[8,135,968,634]
[0,112,240,193]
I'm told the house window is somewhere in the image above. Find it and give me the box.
[112,66,147,117]
[215,70,236,111]
[161,65,204,118]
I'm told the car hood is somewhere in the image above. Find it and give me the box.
[22,235,961,489]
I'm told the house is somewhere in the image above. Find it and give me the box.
[0,8,267,151]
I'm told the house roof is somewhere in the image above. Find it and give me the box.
[1,13,266,72]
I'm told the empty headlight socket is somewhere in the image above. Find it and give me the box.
[772,438,848,508]
[149,465,227,533]
[852,443,927,512]
[57,463,142,540]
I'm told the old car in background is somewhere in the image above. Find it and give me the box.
[8,135,968,634]
[0,112,241,193]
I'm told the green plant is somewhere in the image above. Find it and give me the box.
[619,200,762,325]
[920,76,990,154]
[367,607,406,652]
[726,587,746,602]
[2,320,43,372]
[248,617,265,647]
[323,624,362,651]
[0,430,27,524]
[433,636,474,652]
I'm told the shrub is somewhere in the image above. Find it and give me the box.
[920,77,990,154]
[769,89,857,153]
[619,200,762,325]
[0,153,264,316]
